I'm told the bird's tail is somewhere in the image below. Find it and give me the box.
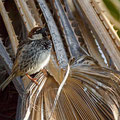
[0,73,16,91]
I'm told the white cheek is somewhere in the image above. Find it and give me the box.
[32,34,43,40]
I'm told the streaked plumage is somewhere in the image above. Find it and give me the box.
[0,27,52,90]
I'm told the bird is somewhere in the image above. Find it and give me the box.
[0,27,52,91]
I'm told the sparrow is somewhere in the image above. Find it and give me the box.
[0,27,52,90]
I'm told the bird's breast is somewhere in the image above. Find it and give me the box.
[27,52,51,75]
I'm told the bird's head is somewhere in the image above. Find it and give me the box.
[28,27,47,40]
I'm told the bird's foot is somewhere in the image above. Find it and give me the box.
[31,78,38,85]
[41,69,48,77]
[26,74,38,85]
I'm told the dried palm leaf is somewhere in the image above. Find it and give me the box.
[22,56,120,120]
[74,0,120,70]
[0,0,120,120]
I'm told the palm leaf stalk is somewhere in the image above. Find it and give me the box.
[0,0,24,96]
[74,0,120,71]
